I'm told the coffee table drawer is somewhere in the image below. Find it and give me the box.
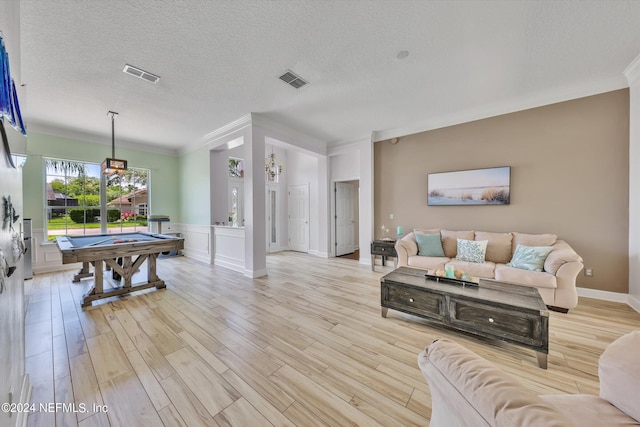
[383,284,444,320]
[448,299,545,348]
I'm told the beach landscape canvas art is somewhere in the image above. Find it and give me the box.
[428,166,510,206]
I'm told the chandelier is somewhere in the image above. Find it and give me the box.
[265,149,282,183]
[101,111,128,175]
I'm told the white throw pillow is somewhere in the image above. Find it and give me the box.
[456,239,488,263]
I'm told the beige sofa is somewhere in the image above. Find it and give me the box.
[395,229,583,311]
[418,332,640,426]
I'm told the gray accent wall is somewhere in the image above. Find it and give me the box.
[374,89,630,294]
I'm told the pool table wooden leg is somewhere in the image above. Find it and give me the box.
[82,260,103,308]
[148,254,165,289]
[123,256,132,288]
[73,261,94,282]
[94,260,103,295]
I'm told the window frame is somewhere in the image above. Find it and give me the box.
[44,157,151,240]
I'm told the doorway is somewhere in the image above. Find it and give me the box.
[335,180,359,258]
[288,183,309,253]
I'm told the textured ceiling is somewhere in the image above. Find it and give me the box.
[19,0,640,154]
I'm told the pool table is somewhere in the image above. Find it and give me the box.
[55,232,184,307]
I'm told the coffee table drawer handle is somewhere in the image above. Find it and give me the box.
[488,317,494,323]
[409,298,414,302]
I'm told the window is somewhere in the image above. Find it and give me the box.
[228,157,244,178]
[45,158,149,240]
[228,180,243,225]
[227,157,244,226]
[105,169,149,234]
[45,159,101,240]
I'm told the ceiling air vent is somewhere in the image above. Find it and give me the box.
[279,70,308,89]
[123,64,160,84]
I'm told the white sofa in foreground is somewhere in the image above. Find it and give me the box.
[418,332,640,426]
[396,229,583,311]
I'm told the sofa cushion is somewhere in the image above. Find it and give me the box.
[408,256,449,271]
[599,330,640,422]
[421,339,575,427]
[494,264,557,289]
[456,239,488,263]
[508,244,554,272]
[448,260,496,279]
[413,228,440,235]
[544,240,583,275]
[512,232,557,255]
[415,233,445,257]
[539,394,640,427]
[441,230,474,258]
[475,231,513,264]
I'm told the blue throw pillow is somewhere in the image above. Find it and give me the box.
[415,233,445,257]
[508,244,553,272]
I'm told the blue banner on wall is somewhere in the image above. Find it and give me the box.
[0,34,26,136]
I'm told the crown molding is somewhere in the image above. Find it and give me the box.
[27,122,179,156]
[178,115,252,156]
[372,75,628,142]
[180,113,329,157]
[624,53,640,86]
[250,113,328,156]
[327,136,371,156]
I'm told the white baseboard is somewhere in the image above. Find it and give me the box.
[309,250,329,258]
[182,249,211,264]
[629,294,640,313]
[33,264,79,275]
[214,257,245,274]
[359,257,372,265]
[577,287,640,313]
[244,268,268,278]
[577,287,629,303]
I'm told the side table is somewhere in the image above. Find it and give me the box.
[371,240,397,271]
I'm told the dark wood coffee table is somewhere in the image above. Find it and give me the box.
[381,267,549,368]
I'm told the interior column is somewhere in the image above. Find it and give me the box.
[243,124,267,277]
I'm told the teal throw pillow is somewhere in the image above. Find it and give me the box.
[456,239,488,263]
[508,244,553,272]
[415,233,445,257]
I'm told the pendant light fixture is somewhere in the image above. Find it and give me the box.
[265,147,282,183]
[101,111,127,175]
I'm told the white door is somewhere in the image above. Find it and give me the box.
[335,182,356,256]
[288,184,309,253]
[266,184,279,252]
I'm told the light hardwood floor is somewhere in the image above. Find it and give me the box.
[24,252,640,426]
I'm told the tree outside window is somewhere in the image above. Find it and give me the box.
[106,169,149,234]
[45,158,149,240]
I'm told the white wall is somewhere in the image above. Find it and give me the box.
[331,150,360,180]
[329,140,374,264]
[627,56,640,312]
[0,2,30,425]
